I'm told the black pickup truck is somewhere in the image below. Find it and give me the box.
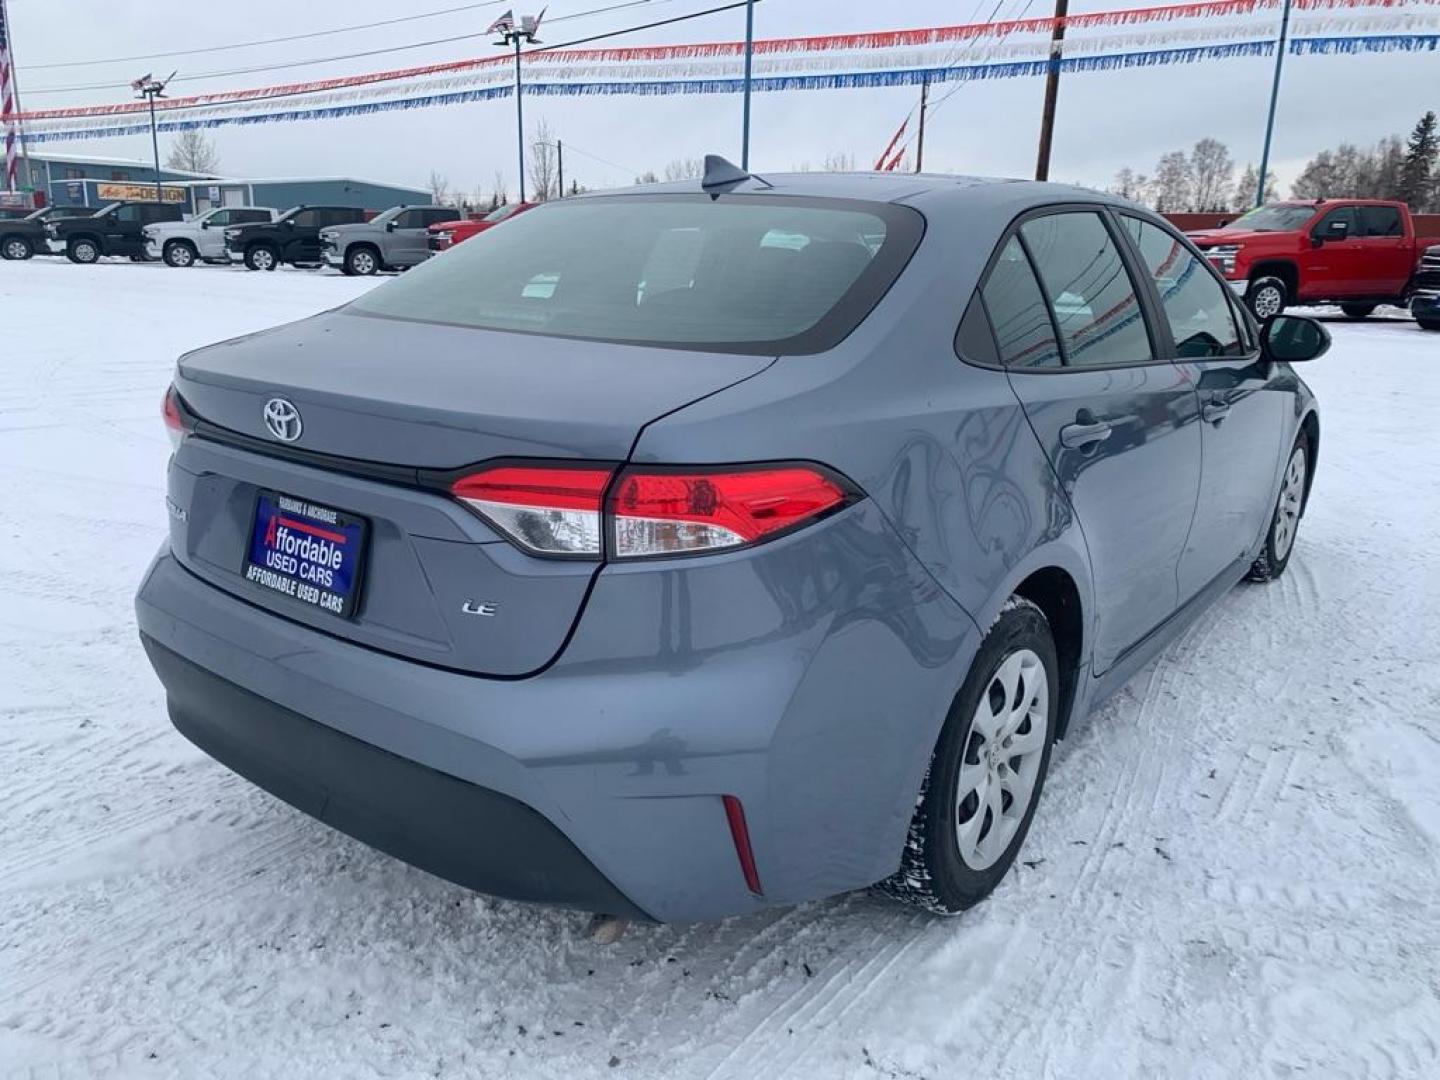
[45,201,186,263]
[223,205,369,270]
[0,205,101,260]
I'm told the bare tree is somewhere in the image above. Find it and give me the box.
[1232,163,1278,208]
[428,170,451,205]
[634,170,660,185]
[1111,167,1149,203]
[822,151,855,172]
[663,158,703,181]
[1151,151,1195,212]
[166,129,221,174]
[1189,137,1234,212]
[529,118,558,201]
[492,170,509,209]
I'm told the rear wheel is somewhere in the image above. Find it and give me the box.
[244,244,279,272]
[67,238,100,264]
[1247,434,1310,582]
[879,597,1058,914]
[1417,318,1440,332]
[1,235,32,260]
[1246,276,1288,321]
[345,246,379,276]
[1340,303,1376,320]
[163,240,197,268]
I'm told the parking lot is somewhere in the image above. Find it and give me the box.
[2,257,1438,1079]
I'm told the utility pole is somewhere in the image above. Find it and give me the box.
[1034,0,1069,182]
[914,79,929,173]
[741,0,755,169]
[1256,0,1293,207]
[493,12,545,204]
[557,139,564,198]
[131,73,173,203]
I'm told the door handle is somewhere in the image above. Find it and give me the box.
[1059,417,1114,450]
[1202,398,1231,425]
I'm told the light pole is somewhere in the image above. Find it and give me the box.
[492,12,545,204]
[1256,0,1293,207]
[740,0,755,169]
[131,72,173,204]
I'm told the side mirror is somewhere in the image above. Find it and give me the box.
[1314,220,1349,245]
[386,220,397,232]
[1262,314,1330,363]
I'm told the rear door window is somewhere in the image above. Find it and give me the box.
[1020,212,1154,368]
[1359,206,1402,237]
[231,209,272,224]
[349,195,923,355]
[1123,216,1243,359]
[979,237,1061,368]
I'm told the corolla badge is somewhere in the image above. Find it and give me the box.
[262,397,303,442]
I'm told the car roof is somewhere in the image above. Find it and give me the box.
[575,171,1122,219]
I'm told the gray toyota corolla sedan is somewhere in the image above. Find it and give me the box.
[137,160,1327,923]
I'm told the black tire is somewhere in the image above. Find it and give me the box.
[1245,276,1288,322]
[163,240,197,268]
[1417,319,1440,332]
[1247,432,1311,582]
[1339,303,1376,320]
[244,244,279,272]
[344,245,380,276]
[1,234,33,260]
[67,237,101,264]
[878,596,1059,914]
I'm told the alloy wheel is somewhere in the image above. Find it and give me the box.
[955,647,1050,871]
[1273,445,1306,559]
[3,238,29,260]
[72,241,98,263]
[167,243,194,267]
[250,248,276,271]
[350,250,377,275]
[1252,284,1283,320]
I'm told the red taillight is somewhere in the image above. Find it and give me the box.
[450,465,613,556]
[448,462,853,560]
[162,385,186,450]
[722,795,763,895]
[609,466,849,558]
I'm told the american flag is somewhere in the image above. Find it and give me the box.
[0,0,17,191]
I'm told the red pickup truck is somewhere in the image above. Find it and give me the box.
[1187,199,1440,321]
[426,200,535,253]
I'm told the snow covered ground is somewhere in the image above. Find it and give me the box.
[2,258,1439,1080]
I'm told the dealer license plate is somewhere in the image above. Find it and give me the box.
[242,491,367,618]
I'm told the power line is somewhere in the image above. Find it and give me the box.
[26,0,761,116]
[24,2,511,71]
[24,0,695,95]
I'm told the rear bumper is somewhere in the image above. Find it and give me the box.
[135,495,978,922]
[322,251,344,267]
[225,248,244,263]
[143,633,649,919]
[44,238,66,254]
[1411,291,1440,319]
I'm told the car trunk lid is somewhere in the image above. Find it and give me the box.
[168,309,773,675]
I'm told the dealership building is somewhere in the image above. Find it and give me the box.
[9,152,429,215]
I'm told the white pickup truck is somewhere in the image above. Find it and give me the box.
[143,206,278,267]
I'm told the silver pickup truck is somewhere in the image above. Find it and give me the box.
[319,205,455,275]
[144,206,278,267]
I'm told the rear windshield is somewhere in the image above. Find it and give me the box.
[349,194,923,354]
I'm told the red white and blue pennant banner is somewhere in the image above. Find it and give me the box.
[16,0,1440,142]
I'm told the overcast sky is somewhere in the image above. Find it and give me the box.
[8,0,1436,198]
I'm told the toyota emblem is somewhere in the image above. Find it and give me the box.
[263,398,303,443]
